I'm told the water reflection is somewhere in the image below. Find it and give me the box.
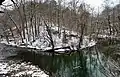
[17,46,106,77]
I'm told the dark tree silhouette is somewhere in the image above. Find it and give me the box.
[0,11,4,13]
[11,0,15,4]
[0,0,5,5]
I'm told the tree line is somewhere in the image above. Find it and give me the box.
[0,0,120,49]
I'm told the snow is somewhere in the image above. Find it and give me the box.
[0,39,9,45]
[55,49,68,52]
[0,61,49,77]
[32,71,49,77]
[98,34,116,38]
[0,63,9,75]
[0,25,96,52]
[43,47,52,50]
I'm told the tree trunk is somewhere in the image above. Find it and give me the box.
[44,20,54,50]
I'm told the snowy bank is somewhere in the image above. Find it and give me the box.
[0,60,49,77]
[0,25,96,52]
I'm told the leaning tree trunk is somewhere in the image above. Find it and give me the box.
[44,20,54,50]
[7,12,24,43]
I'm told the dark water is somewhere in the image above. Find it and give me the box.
[16,46,106,77]
[19,52,88,77]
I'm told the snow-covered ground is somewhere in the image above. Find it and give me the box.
[0,25,96,51]
[0,61,49,77]
[97,34,117,38]
[0,43,49,77]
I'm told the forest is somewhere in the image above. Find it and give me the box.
[0,0,120,77]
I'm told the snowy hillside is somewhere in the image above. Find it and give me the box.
[0,23,96,52]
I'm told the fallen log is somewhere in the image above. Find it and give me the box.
[0,42,96,56]
[44,46,71,52]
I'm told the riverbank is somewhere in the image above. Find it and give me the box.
[0,25,97,53]
[0,43,49,77]
[0,60,49,77]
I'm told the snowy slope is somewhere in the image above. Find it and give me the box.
[0,25,96,51]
